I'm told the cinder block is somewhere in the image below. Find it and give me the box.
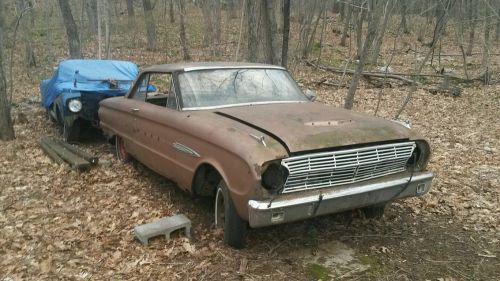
[134,214,191,245]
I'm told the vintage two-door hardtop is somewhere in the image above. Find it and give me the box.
[98,62,433,248]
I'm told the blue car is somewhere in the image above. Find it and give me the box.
[40,59,139,142]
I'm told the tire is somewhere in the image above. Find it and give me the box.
[45,108,57,123]
[63,122,80,143]
[115,135,130,163]
[215,181,248,249]
[361,204,386,219]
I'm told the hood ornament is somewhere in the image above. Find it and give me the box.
[249,134,267,147]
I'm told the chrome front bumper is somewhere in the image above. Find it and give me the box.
[248,171,433,228]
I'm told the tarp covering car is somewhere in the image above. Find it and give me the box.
[40,59,139,108]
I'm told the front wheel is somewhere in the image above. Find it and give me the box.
[215,181,248,249]
[63,122,80,143]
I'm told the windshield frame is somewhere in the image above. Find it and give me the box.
[175,67,309,111]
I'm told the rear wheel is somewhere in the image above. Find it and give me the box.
[361,204,386,219]
[115,135,130,163]
[63,122,80,143]
[215,181,247,249]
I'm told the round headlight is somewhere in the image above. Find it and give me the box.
[68,99,82,113]
[262,163,288,193]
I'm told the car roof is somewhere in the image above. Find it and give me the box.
[142,62,286,73]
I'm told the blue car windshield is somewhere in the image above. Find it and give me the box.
[177,69,308,110]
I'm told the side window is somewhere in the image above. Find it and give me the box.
[145,73,177,109]
[166,82,177,109]
[130,74,149,101]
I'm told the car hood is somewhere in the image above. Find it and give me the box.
[215,102,417,153]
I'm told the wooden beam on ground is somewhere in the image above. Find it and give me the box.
[40,137,91,170]
[53,139,98,165]
[39,139,66,166]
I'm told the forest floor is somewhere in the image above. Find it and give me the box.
[1,17,500,280]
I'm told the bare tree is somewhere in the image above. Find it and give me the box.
[369,0,395,66]
[126,0,135,28]
[104,0,111,58]
[400,0,410,34]
[340,0,352,47]
[345,0,385,110]
[244,0,281,64]
[169,0,175,23]
[481,0,492,84]
[85,0,98,35]
[17,0,36,67]
[58,0,83,58]
[143,0,157,50]
[177,0,190,60]
[282,0,291,67]
[465,0,476,55]
[0,3,15,141]
[198,0,221,56]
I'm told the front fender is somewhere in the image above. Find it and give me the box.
[56,91,81,126]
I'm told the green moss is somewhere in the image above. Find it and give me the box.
[307,263,331,280]
[357,255,382,277]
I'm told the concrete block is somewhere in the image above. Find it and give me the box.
[134,214,191,246]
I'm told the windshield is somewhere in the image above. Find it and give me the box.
[178,68,308,110]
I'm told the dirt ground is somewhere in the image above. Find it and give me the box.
[1,11,500,280]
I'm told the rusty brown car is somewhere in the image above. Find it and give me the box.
[98,62,434,248]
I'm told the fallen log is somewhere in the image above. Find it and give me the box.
[40,137,91,170]
[306,61,420,85]
[306,61,484,84]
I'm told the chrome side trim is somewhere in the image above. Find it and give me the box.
[172,142,200,158]
[183,65,286,72]
[182,101,307,111]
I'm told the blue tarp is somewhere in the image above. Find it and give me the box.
[40,59,139,108]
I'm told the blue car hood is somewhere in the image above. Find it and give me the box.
[40,59,139,108]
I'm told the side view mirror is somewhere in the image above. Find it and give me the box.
[304,89,316,102]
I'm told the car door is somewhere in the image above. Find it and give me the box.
[118,73,150,158]
[126,72,184,179]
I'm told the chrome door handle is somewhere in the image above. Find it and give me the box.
[130,108,140,113]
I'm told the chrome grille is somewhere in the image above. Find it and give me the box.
[281,142,416,193]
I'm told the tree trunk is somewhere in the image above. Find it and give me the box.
[369,0,394,66]
[97,0,102,58]
[340,0,352,47]
[281,0,290,67]
[143,0,157,50]
[58,0,83,58]
[355,1,367,59]
[400,0,409,34]
[104,0,111,59]
[126,0,135,27]
[0,4,15,141]
[262,0,279,64]
[496,5,500,41]
[85,0,98,35]
[177,0,190,60]
[465,0,475,55]
[345,0,384,110]
[481,1,492,84]
[169,0,175,23]
[17,0,36,67]
[246,0,258,62]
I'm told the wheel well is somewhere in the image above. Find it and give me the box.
[192,164,222,197]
